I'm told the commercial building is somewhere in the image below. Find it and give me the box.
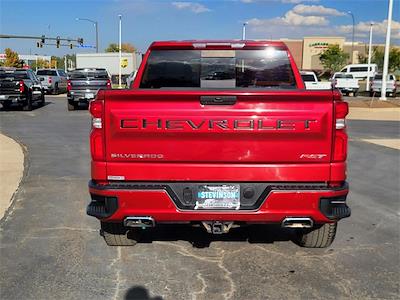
[280,37,391,71]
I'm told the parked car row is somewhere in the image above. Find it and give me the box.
[301,67,398,98]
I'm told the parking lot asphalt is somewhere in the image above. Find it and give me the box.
[0,96,399,300]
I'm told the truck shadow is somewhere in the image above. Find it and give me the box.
[124,286,163,300]
[135,224,295,248]
[0,101,52,111]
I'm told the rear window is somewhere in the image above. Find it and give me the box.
[140,48,296,89]
[70,70,109,79]
[335,74,353,79]
[301,74,316,82]
[374,75,394,80]
[349,67,368,72]
[37,70,58,76]
[0,70,29,80]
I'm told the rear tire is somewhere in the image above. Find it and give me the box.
[40,92,45,106]
[353,90,358,97]
[391,90,397,98]
[101,222,139,246]
[295,222,337,248]
[22,93,32,111]
[54,84,59,95]
[67,102,75,111]
[2,102,11,109]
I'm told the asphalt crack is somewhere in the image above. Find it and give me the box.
[110,247,123,300]
[155,242,237,299]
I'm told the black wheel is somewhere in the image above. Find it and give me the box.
[53,83,59,95]
[295,222,337,248]
[369,91,374,97]
[391,90,397,98]
[40,91,45,106]
[22,93,32,111]
[67,102,75,111]
[353,90,358,97]
[100,222,140,246]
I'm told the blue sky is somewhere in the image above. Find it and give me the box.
[0,0,399,56]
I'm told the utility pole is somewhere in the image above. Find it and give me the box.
[380,0,393,101]
[347,11,355,63]
[366,23,374,92]
[118,14,122,88]
[242,22,248,40]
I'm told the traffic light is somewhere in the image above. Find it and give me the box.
[77,38,83,45]
[41,35,45,44]
[56,36,60,48]
[70,44,73,49]
[36,41,43,48]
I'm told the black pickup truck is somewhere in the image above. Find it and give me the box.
[0,68,45,111]
[67,68,111,111]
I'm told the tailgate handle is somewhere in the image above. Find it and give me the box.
[200,96,237,105]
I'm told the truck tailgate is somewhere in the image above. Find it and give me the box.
[103,90,334,180]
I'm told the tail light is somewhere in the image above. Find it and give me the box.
[89,90,105,161]
[106,79,111,89]
[19,81,24,93]
[333,91,349,162]
[48,77,52,84]
[67,80,71,92]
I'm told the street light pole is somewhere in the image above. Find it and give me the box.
[380,0,393,101]
[366,23,374,92]
[347,11,355,64]
[76,18,99,53]
[118,14,122,88]
[242,22,248,40]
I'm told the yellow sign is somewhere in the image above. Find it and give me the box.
[120,58,128,68]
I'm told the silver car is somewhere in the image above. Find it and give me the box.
[36,69,68,94]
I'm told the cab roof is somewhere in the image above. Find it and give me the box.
[149,40,288,50]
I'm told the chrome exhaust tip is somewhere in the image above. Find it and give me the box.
[124,216,155,228]
[281,217,313,228]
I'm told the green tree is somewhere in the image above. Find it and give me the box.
[358,47,400,73]
[3,48,23,67]
[105,42,136,53]
[319,45,349,74]
[30,58,50,70]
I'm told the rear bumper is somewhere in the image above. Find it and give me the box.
[0,94,26,102]
[338,87,358,92]
[88,180,350,224]
[68,90,97,102]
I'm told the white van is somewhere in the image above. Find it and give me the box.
[340,64,378,79]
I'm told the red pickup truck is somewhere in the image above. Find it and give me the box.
[87,40,350,248]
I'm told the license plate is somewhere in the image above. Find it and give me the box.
[85,93,94,99]
[195,184,240,210]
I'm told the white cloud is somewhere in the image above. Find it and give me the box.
[281,0,319,3]
[172,2,211,13]
[247,6,330,28]
[338,19,400,40]
[292,4,345,16]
